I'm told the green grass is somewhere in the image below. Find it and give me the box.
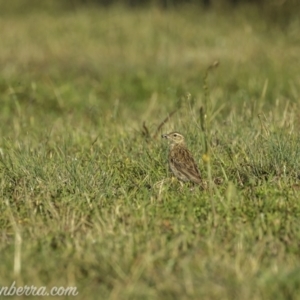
[1,1,300,299]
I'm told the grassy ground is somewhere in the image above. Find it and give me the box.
[1,1,300,299]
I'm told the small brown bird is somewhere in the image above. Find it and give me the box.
[162,132,202,185]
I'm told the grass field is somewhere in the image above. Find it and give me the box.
[1,1,300,299]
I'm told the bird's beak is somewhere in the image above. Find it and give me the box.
[161,134,168,139]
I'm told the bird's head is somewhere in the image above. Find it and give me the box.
[161,132,185,145]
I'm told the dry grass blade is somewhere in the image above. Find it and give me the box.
[153,108,179,139]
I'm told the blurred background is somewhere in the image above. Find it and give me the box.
[0,0,299,128]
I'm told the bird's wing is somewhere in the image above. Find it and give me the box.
[170,146,202,183]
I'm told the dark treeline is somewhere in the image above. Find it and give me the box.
[72,0,257,6]
[68,0,299,22]
[70,0,298,9]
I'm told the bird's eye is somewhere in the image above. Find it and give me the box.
[173,134,177,137]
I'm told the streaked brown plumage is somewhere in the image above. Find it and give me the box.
[162,132,202,184]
